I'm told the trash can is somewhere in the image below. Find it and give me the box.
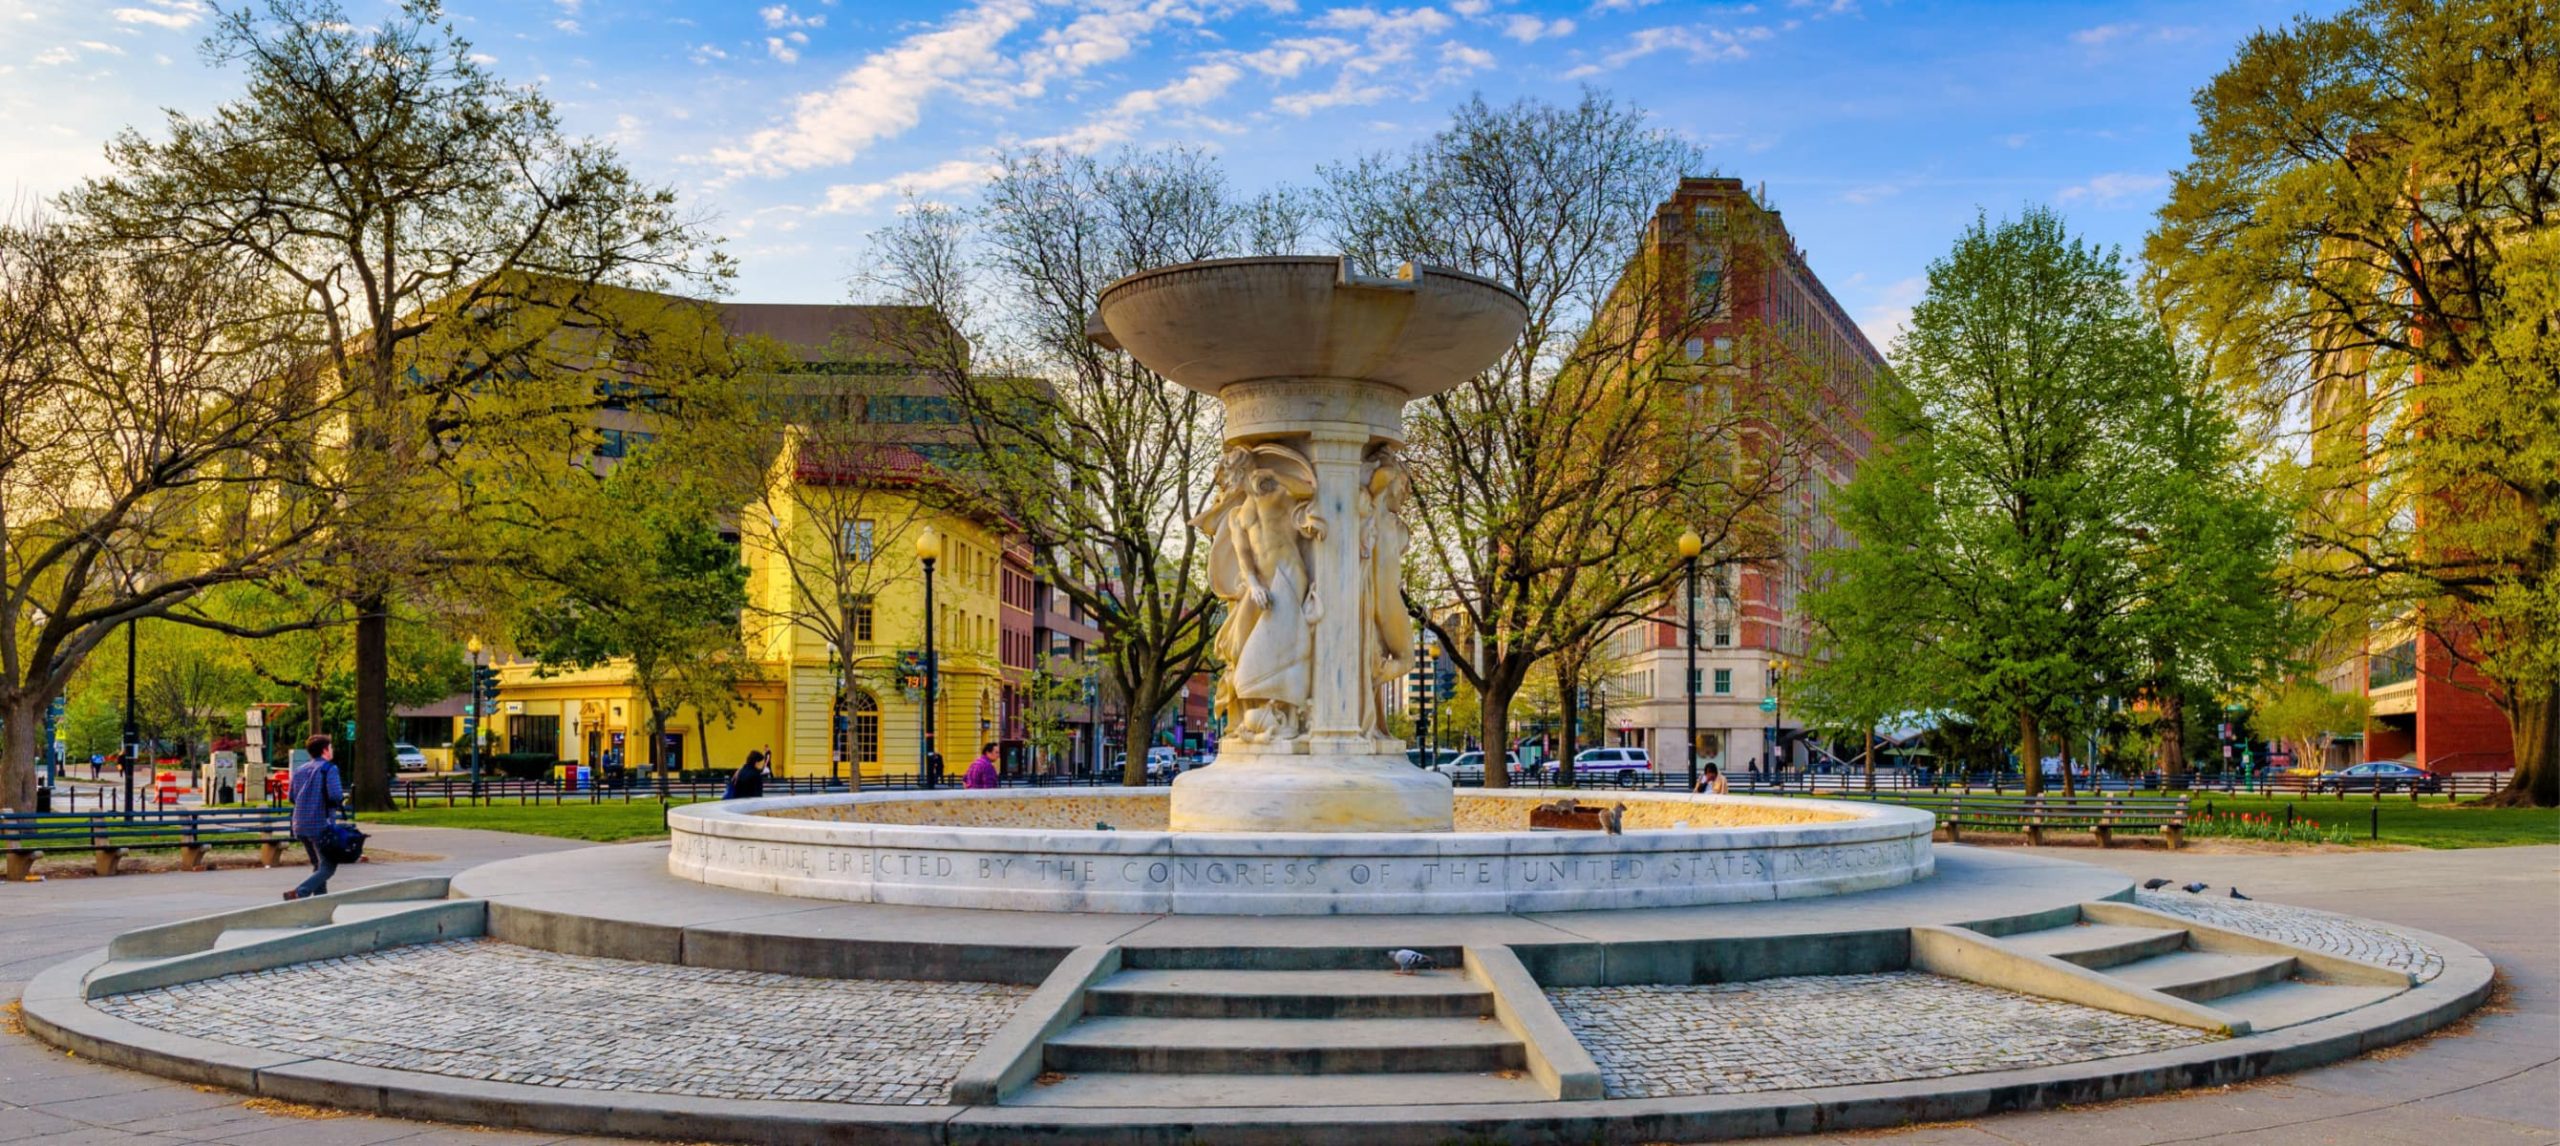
[34,785,51,813]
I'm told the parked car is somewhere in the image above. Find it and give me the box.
[1570,746,1654,785]
[1406,748,1462,770]
[392,743,430,774]
[2314,760,2442,794]
[1432,751,1521,785]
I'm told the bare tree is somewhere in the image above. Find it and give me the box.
[866,152,1306,785]
[1319,92,1799,786]
[0,219,341,809]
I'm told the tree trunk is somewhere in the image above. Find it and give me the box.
[2,691,41,811]
[2482,685,2557,807]
[1121,706,1155,788]
[2018,709,2044,796]
[349,594,393,812]
[838,633,862,792]
[2158,691,2187,781]
[1862,727,1875,794]
[2060,733,2076,797]
[1479,673,1521,789]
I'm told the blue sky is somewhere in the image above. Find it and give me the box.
[0,0,2339,349]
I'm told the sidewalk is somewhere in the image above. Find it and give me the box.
[4,837,2553,1145]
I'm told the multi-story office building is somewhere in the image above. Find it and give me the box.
[1605,177,1886,776]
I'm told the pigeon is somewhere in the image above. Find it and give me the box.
[1389,948,1438,975]
[2182,881,2209,894]
[2142,878,2173,891]
[2228,887,2251,900]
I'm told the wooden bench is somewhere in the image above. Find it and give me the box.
[0,808,305,880]
[1823,792,2189,849]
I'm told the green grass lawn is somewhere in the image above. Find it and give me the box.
[2175,793,2560,849]
[362,799,713,842]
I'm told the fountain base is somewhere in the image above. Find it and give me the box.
[1169,753,1454,833]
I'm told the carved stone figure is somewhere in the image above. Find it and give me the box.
[1358,447,1415,742]
[1194,444,1322,743]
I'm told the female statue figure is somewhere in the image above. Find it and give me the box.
[1194,445,1321,742]
[1360,448,1415,741]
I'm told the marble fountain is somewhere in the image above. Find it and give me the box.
[21,257,2487,1146]
[668,256,1932,914]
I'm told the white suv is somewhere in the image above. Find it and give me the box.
[1572,746,1653,785]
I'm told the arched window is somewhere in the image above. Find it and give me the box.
[836,690,881,765]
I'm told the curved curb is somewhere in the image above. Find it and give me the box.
[20,918,2494,1146]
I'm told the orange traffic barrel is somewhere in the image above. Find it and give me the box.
[155,770,181,807]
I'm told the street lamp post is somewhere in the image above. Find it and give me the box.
[1677,529,1703,792]
[916,527,942,789]
[467,636,484,799]
[121,619,139,820]
[1769,657,1791,776]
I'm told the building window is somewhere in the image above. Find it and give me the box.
[849,597,874,643]
[843,519,875,561]
[1714,619,1733,647]
[396,716,452,749]
[1713,668,1732,695]
[851,690,880,764]
[508,715,560,757]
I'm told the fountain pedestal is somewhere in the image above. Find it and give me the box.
[1093,257,1528,833]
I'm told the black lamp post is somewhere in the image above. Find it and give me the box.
[1677,529,1703,792]
[916,526,942,789]
[467,635,485,800]
[121,618,139,820]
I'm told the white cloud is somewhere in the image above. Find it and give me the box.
[761,4,825,30]
[1239,36,1356,78]
[690,42,730,63]
[2057,171,2169,206]
[1438,39,1494,70]
[554,19,582,34]
[767,33,806,63]
[110,1,205,30]
[1786,0,1856,15]
[1856,275,1924,351]
[817,158,1001,215]
[1838,181,1901,206]
[1563,22,1769,78]
[2071,22,2134,46]
[1501,14,1574,42]
[708,0,1036,180]
[1112,61,1242,116]
[2073,22,2196,47]
[1019,0,1205,96]
[33,47,76,65]
[77,40,125,55]
[1448,0,1488,13]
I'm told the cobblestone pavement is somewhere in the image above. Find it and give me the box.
[96,938,1031,1105]
[1550,972,2219,1098]
[2131,889,2446,981]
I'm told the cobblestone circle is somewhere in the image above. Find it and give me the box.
[97,939,1031,1105]
[2132,890,2445,981]
[1549,972,2218,1098]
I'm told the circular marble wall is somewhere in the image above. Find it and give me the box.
[668,789,1934,915]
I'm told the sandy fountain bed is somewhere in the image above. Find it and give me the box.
[669,788,1933,916]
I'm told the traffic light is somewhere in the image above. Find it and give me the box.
[474,665,502,704]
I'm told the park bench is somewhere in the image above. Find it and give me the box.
[0,807,305,880]
[1824,792,2190,849]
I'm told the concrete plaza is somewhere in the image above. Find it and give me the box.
[4,828,2552,1146]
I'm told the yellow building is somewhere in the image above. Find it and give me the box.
[486,427,1015,783]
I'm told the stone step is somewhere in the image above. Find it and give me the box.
[2106,951,2296,1003]
[2001,923,2189,970]
[1042,1016,1524,1076]
[1122,946,1467,973]
[1006,1069,1550,1108]
[331,900,444,924]
[2210,981,2405,1032]
[210,927,312,950]
[1087,969,1493,1020]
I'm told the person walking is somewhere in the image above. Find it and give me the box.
[283,735,343,901]
[725,750,769,800]
[1693,761,1728,795]
[963,743,1000,789]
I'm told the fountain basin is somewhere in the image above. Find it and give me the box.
[668,790,1934,915]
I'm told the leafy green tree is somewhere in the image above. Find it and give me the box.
[511,459,754,795]
[2146,0,2557,805]
[69,0,727,811]
[1806,209,2285,796]
[2252,679,2373,773]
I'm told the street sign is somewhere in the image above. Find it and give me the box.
[1759,697,1777,713]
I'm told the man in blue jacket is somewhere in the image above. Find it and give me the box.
[284,735,344,900]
